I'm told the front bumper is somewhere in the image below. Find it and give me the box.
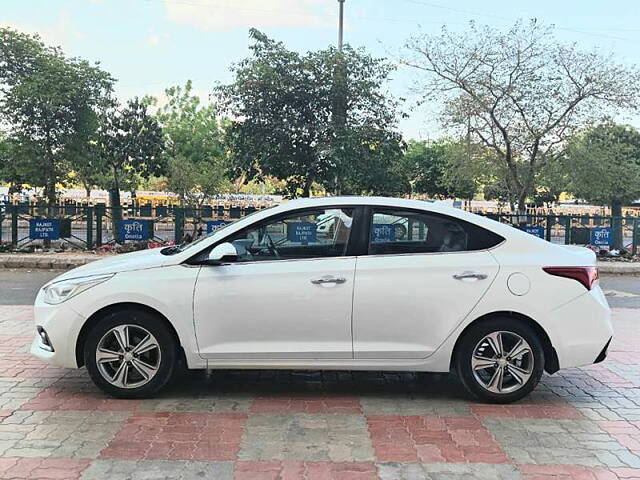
[594,337,612,364]
[30,293,87,368]
[546,285,614,370]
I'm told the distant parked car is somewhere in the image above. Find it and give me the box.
[32,197,612,403]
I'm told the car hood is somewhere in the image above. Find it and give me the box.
[51,248,169,283]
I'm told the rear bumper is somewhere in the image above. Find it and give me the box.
[546,285,613,370]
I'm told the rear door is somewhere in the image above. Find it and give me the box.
[352,207,502,359]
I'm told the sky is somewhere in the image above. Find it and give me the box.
[2,0,640,139]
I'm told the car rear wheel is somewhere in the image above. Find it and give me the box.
[455,318,545,403]
[84,309,176,398]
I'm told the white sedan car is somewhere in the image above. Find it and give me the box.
[31,197,612,403]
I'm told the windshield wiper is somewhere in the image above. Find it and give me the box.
[160,245,183,255]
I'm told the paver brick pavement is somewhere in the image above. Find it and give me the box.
[1,305,640,479]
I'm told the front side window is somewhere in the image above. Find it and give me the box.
[369,209,503,255]
[226,208,354,262]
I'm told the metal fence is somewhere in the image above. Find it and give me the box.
[484,213,639,252]
[1,204,639,254]
[0,204,268,249]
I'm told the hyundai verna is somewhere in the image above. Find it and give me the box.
[31,197,613,403]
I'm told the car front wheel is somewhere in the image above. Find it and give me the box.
[455,318,545,403]
[84,309,176,398]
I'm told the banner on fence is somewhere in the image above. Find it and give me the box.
[590,227,612,246]
[206,220,229,234]
[521,226,545,239]
[29,219,60,240]
[119,220,151,242]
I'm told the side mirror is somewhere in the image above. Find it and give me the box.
[207,242,238,264]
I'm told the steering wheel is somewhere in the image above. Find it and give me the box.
[265,234,281,259]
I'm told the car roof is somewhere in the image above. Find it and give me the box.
[274,196,471,221]
[276,196,439,211]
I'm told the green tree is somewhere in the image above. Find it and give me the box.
[336,127,407,196]
[0,134,30,195]
[218,29,403,197]
[150,81,230,215]
[482,176,519,210]
[397,140,448,197]
[396,138,503,202]
[0,28,114,206]
[66,109,103,197]
[94,98,165,234]
[565,121,640,249]
[405,20,640,213]
[445,142,517,206]
[534,158,570,208]
[442,142,480,203]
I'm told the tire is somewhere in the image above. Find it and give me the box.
[455,317,545,404]
[84,309,177,399]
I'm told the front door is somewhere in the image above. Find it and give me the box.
[353,207,501,359]
[193,207,357,359]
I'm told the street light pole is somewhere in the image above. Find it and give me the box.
[338,0,345,51]
[334,0,346,195]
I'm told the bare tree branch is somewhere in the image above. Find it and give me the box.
[404,20,640,211]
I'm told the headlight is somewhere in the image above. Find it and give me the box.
[42,274,115,305]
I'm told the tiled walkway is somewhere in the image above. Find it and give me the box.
[1,305,639,479]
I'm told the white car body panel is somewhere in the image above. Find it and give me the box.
[30,196,612,379]
[352,250,499,359]
[52,247,172,279]
[193,257,356,359]
[32,264,206,369]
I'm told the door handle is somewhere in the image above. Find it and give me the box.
[453,271,488,281]
[311,275,347,285]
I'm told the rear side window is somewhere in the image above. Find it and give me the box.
[368,209,503,255]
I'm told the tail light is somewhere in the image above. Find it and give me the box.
[543,266,599,290]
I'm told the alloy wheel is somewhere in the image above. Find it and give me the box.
[471,330,534,394]
[95,324,161,389]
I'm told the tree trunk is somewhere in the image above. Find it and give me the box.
[234,174,246,194]
[44,148,56,208]
[517,191,528,215]
[110,167,122,242]
[611,199,623,251]
[109,188,122,243]
[43,146,56,249]
[302,177,313,198]
[8,182,20,196]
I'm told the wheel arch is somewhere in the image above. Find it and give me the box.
[451,310,560,374]
[75,302,184,368]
